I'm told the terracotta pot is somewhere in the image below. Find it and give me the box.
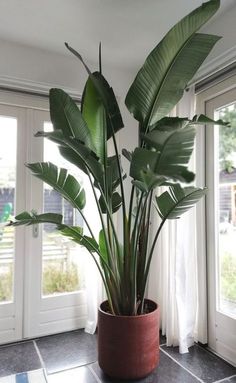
[98,299,159,380]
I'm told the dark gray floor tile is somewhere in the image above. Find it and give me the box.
[220,377,236,383]
[36,330,97,373]
[90,350,199,382]
[161,344,236,383]
[228,376,236,383]
[0,341,42,377]
[47,366,97,383]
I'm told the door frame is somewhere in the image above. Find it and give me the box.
[196,75,236,365]
[0,103,27,343]
[25,108,87,338]
[0,91,87,343]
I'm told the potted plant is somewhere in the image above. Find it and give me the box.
[9,0,228,379]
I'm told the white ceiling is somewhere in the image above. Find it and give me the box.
[0,0,235,70]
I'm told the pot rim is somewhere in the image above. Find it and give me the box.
[99,299,159,319]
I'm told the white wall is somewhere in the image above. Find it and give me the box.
[0,37,138,150]
[0,37,138,238]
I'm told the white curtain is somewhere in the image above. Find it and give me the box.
[84,254,103,334]
[148,87,207,353]
[83,175,104,334]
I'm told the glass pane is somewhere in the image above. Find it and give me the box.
[216,102,236,318]
[0,116,17,303]
[42,122,85,297]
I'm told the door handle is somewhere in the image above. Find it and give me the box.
[32,223,39,238]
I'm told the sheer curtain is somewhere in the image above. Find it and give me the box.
[148,87,207,353]
[83,176,104,334]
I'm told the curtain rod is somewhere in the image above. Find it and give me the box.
[0,85,81,103]
[195,62,236,94]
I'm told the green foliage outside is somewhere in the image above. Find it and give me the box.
[221,252,236,302]
[0,262,81,301]
[42,262,80,295]
[0,265,13,302]
[219,106,236,172]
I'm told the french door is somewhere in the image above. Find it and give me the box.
[0,98,87,344]
[205,80,236,365]
[0,104,26,343]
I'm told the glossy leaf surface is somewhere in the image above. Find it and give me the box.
[156,184,207,220]
[125,1,220,132]
[27,162,86,210]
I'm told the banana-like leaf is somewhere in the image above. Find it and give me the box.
[9,211,63,226]
[49,89,94,151]
[131,125,196,185]
[155,184,207,220]
[58,225,99,253]
[190,114,231,126]
[91,72,124,139]
[143,125,196,154]
[132,170,167,193]
[150,114,230,132]
[36,130,104,186]
[131,147,195,185]
[106,155,125,194]
[81,77,106,161]
[125,0,220,132]
[65,43,124,138]
[26,162,86,210]
[99,192,122,214]
[150,117,190,132]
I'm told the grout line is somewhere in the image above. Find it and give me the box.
[160,348,205,383]
[33,340,46,371]
[42,369,48,383]
[88,364,103,383]
[45,360,97,376]
[213,374,236,383]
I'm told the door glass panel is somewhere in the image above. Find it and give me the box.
[42,122,85,297]
[216,102,236,318]
[0,116,17,303]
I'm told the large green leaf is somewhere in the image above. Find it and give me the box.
[65,43,124,138]
[35,130,104,186]
[50,88,94,150]
[131,125,196,185]
[81,77,106,161]
[143,125,196,154]
[99,192,122,214]
[58,225,99,253]
[106,155,125,194]
[132,170,167,193]
[150,117,190,132]
[155,184,207,220]
[125,0,220,132]
[26,162,86,210]
[9,211,63,226]
[91,71,124,140]
[189,114,230,126]
[150,114,230,132]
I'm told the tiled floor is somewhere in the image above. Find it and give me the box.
[0,330,235,382]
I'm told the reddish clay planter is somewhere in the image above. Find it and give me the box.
[98,299,159,380]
